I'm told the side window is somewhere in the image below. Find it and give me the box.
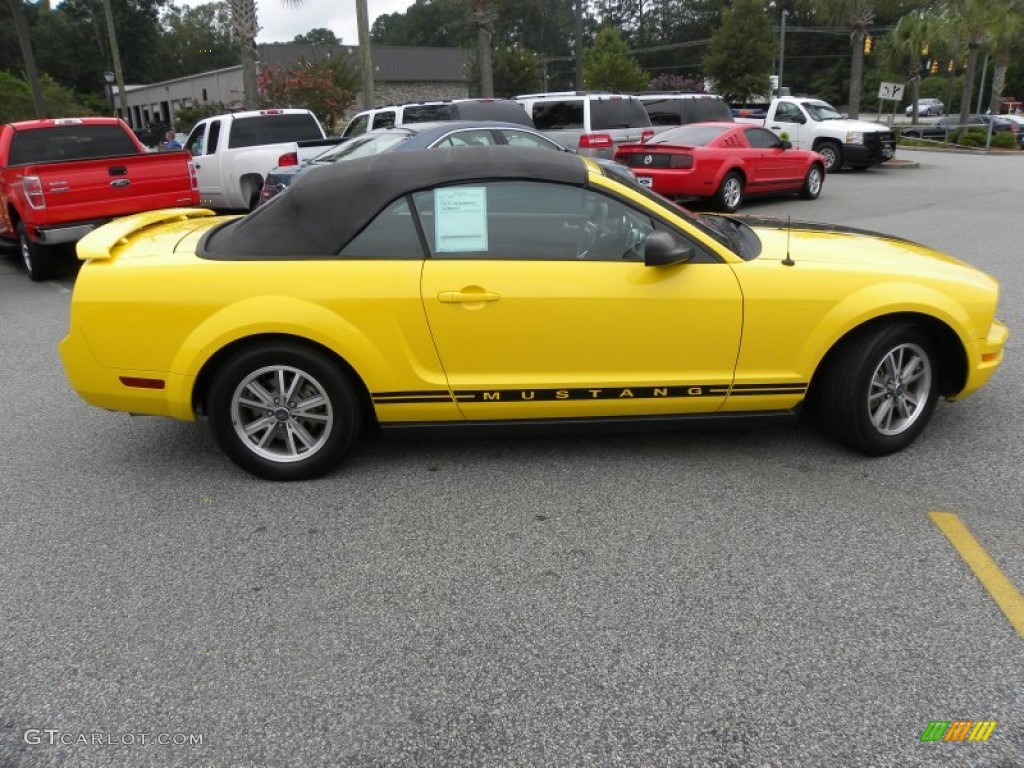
[641,99,681,126]
[371,111,396,129]
[343,114,370,138]
[412,181,655,262]
[185,124,205,156]
[501,130,561,150]
[338,197,424,259]
[745,127,781,149]
[431,129,498,148]
[206,120,221,155]
[401,105,452,123]
[775,103,799,123]
[531,100,585,130]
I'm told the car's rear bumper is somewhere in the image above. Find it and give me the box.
[60,323,196,421]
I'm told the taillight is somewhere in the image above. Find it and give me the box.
[22,176,45,209]
[187,159,198,193]
[578,133,613,149]
[277,151,298,167]
[669,154,694,169]
[640,129,654,143]
[260,109,283,115]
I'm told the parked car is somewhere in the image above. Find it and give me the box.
[259,121,568,204]
[0,116,199,280]
[900,114,1016,141]
[998,113,1024,146]
[514,91,653,158]
[905,98,945,117]
[613,122,825,212]
[635,93,734,128]
[60,147,1006,480]
[341,99,533,139]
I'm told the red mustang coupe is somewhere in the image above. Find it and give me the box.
[613,122,825,212]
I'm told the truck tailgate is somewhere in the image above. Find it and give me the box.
[29,152,198,227]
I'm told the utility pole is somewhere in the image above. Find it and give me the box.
[101,0,127,118]
[778,10,788,97]
[355,0,374,108]
[575,0,584,89]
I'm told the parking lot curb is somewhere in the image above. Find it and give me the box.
[880,157,920,169]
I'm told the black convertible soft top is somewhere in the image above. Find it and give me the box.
[201,146,589,258]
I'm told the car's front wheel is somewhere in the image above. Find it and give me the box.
[799,164,824,199]
[819,322,939,455]
[207,343,362,480]
[714,171,744,212]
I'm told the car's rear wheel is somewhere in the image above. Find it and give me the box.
[816,141,842,173]
[17,222,59,281]
[207,343,362,480]
[799,164,824,199]
[819,322,939,455]
[714,171,744,212]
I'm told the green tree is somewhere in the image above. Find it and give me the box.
[233,0,308,110]
[946,0,1000,125]
[294,27,340,45]
[257,55,358,134]
[159,2,239,80]
[702,0,774,103]
[0,70,94,122]
[584,26,648,90]
[804,0,876,115]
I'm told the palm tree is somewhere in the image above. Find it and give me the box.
[882,11,931,122]
[810,0,876,116]
[7,0,47,117]
[947,0,997,125]
[232,0,314,110]
[472,0,496,97]
[986,0,1024,114]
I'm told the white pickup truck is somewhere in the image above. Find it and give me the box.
[735,96,896,172]
[183,109,339,210]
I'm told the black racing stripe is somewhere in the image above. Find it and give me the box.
[374,383,806,405]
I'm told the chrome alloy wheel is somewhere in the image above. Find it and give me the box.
[721,176,742,210]
[867,342,932,435]
[230,365,334,462]
[806,167,822,197]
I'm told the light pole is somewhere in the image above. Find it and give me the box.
[778,10,788,97]
[104,71,115,115]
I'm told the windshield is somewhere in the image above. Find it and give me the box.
[651,124,730,146]
[313,132,411,163]
[802,101,844,121]
[599,163,759,257]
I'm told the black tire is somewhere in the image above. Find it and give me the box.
[799,164,824,200]
[815,141,842,173]
[819,322,939,456]
[207,343,362,480]
[714,171,744,213]
[16,222,59,281]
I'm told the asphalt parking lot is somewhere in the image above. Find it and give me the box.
[1,150,1022,767]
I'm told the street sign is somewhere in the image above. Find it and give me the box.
[878,82,905,101]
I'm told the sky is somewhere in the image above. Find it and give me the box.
[173,0,414,45]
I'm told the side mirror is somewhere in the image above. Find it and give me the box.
[644,230,695,267]
[780,140,792,150]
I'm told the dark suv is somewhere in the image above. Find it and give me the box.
[636,93,734,128]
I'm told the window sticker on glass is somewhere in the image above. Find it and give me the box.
[434,187,488,252]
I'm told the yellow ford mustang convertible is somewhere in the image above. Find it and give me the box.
[60,147,1007,480]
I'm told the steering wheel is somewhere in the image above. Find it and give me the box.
[577,199,610,259]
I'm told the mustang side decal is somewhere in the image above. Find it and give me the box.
[371,382,808,405]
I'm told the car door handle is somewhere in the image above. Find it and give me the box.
[438,290,500,303]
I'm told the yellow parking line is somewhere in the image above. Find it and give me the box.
[929,511,1024,638]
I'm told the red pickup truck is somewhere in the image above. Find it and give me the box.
[1,117,199,280]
